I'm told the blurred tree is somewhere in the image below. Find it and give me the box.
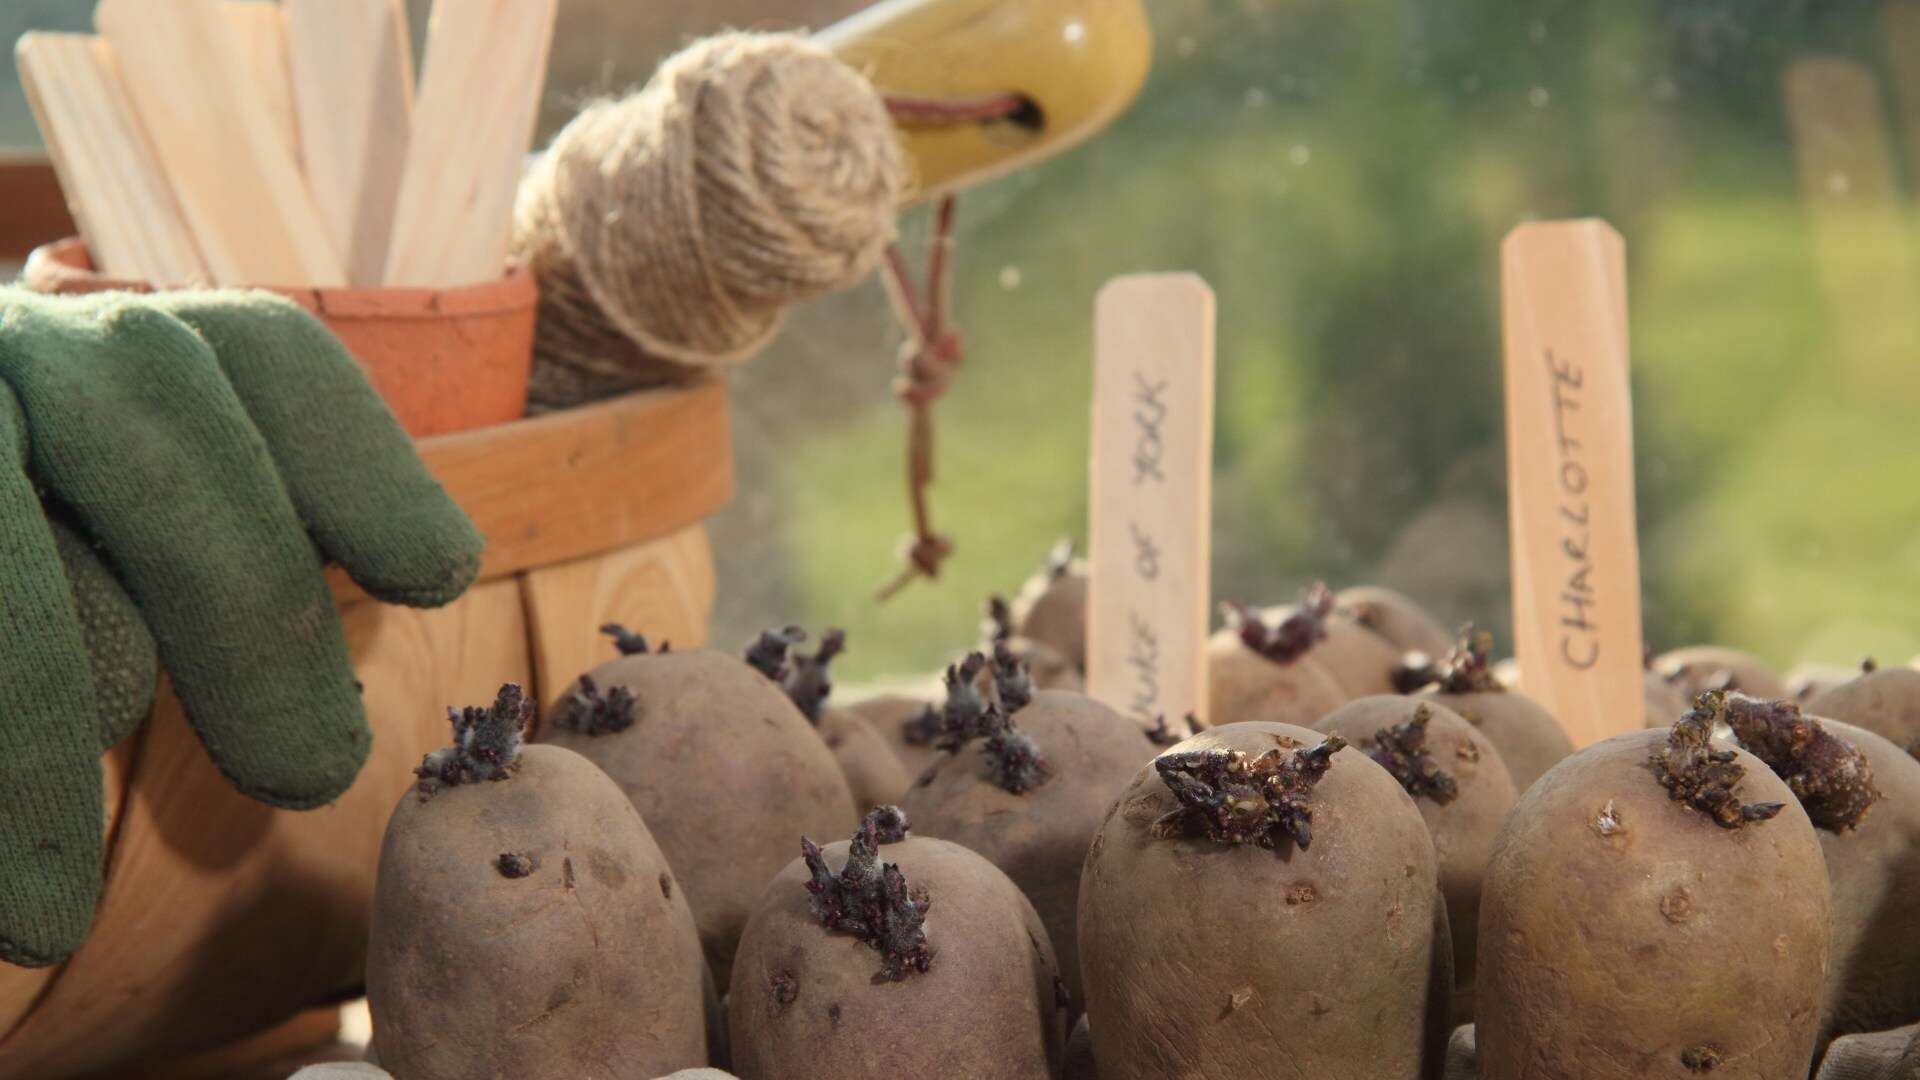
[3,0,1915,678]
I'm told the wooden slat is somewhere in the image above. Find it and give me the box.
[138,1006,342,1079]
[286,0,415,287]
[1085,274,1216,727]
[1501,219,1644,749]
[14,34,207,284]
[224,2,302,170]
[0,157,77,262]
[328,380,736,604]
[96,0,344,287]
[383,0,556,286]
[521,525,716,726]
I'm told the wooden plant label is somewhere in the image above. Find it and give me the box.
[1086,274,1215,729]
[1501,220,1644,748]
[224,2,300,169]
[384,0,557,286]
[287,0,417,287]
[16,33,209,285]
[97,0,345,287]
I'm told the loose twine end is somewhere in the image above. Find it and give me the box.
[873,191,964,602]
[868,93,1028,602]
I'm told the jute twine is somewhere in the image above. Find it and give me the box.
[513,32,905,410]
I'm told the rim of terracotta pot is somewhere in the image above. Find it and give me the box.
[22,237,535,317]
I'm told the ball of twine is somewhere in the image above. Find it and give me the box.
[514,32,905,408]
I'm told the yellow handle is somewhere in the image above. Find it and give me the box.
[819,0,1152,203]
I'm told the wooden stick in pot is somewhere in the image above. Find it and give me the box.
[96,0,343,287]
[285,0,416,288]
[16,32,207,285]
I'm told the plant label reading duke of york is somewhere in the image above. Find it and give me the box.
[1087,273,1215,730]
[1501,220,1645,748]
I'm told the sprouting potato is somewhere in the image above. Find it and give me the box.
[1787,661,1870,705]
[1644,667,1692,729]
[1337,584,1455,661]
[727,807,1065,1079]
[1010,538,1089,675]
[781,629,911,812]
[845,692,944,778]
[369,685,707,1078]
[1476,691,1832,1079]
[1316,696,1518,1020]
[1653,645,1788,701]
[1806,663,1920,757]
[1207,592,1349,728]
[985,593,1085,692]
[901,646,1158,1013]
[1264,581,1403,698]
[1406,627,1572,795]
[1079,722,1452,1079]
[539,626,858,984]
[1724,695,1920,1040]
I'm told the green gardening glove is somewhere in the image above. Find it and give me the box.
[0,288,484,967]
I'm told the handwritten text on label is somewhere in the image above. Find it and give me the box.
[1126,371,1165,718]
[1544,348,1599,671]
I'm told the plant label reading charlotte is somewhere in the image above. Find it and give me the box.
[1088,274,1215,729]
[1543,347,1600,671]
[1500,220,1644,749]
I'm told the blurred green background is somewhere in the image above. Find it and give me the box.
[6,0,1918,685]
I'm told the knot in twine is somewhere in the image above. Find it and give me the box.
[903,531,954,579]
[893,327,964,407]
[513,32,905,396]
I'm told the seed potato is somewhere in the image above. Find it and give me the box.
[1807,665,1920,756]
[779,630,913,812]
[1412,628,1572,794]
[1476,693,1832,1079]
[727,808,1065,1080]
[902,648,1158,1012]
[1011,540,1089,674]
[1207,596,1349,727]
[1337,585,1456,661]
[1654,645,1788,700]
[1725,698,1920,1040]
[1315,696,1518,1020]
[369,687,707,1079]
[845,692,944,778]
[540,628,858,983]
[1079,722,1452,1080]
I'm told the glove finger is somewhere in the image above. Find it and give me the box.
[47,513,158,750]
[147,294,483,608]
[0,388,106,967]
[2,297,370,810]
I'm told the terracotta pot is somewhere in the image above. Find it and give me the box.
[0,377,735,1075]
[21,238,536,438]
